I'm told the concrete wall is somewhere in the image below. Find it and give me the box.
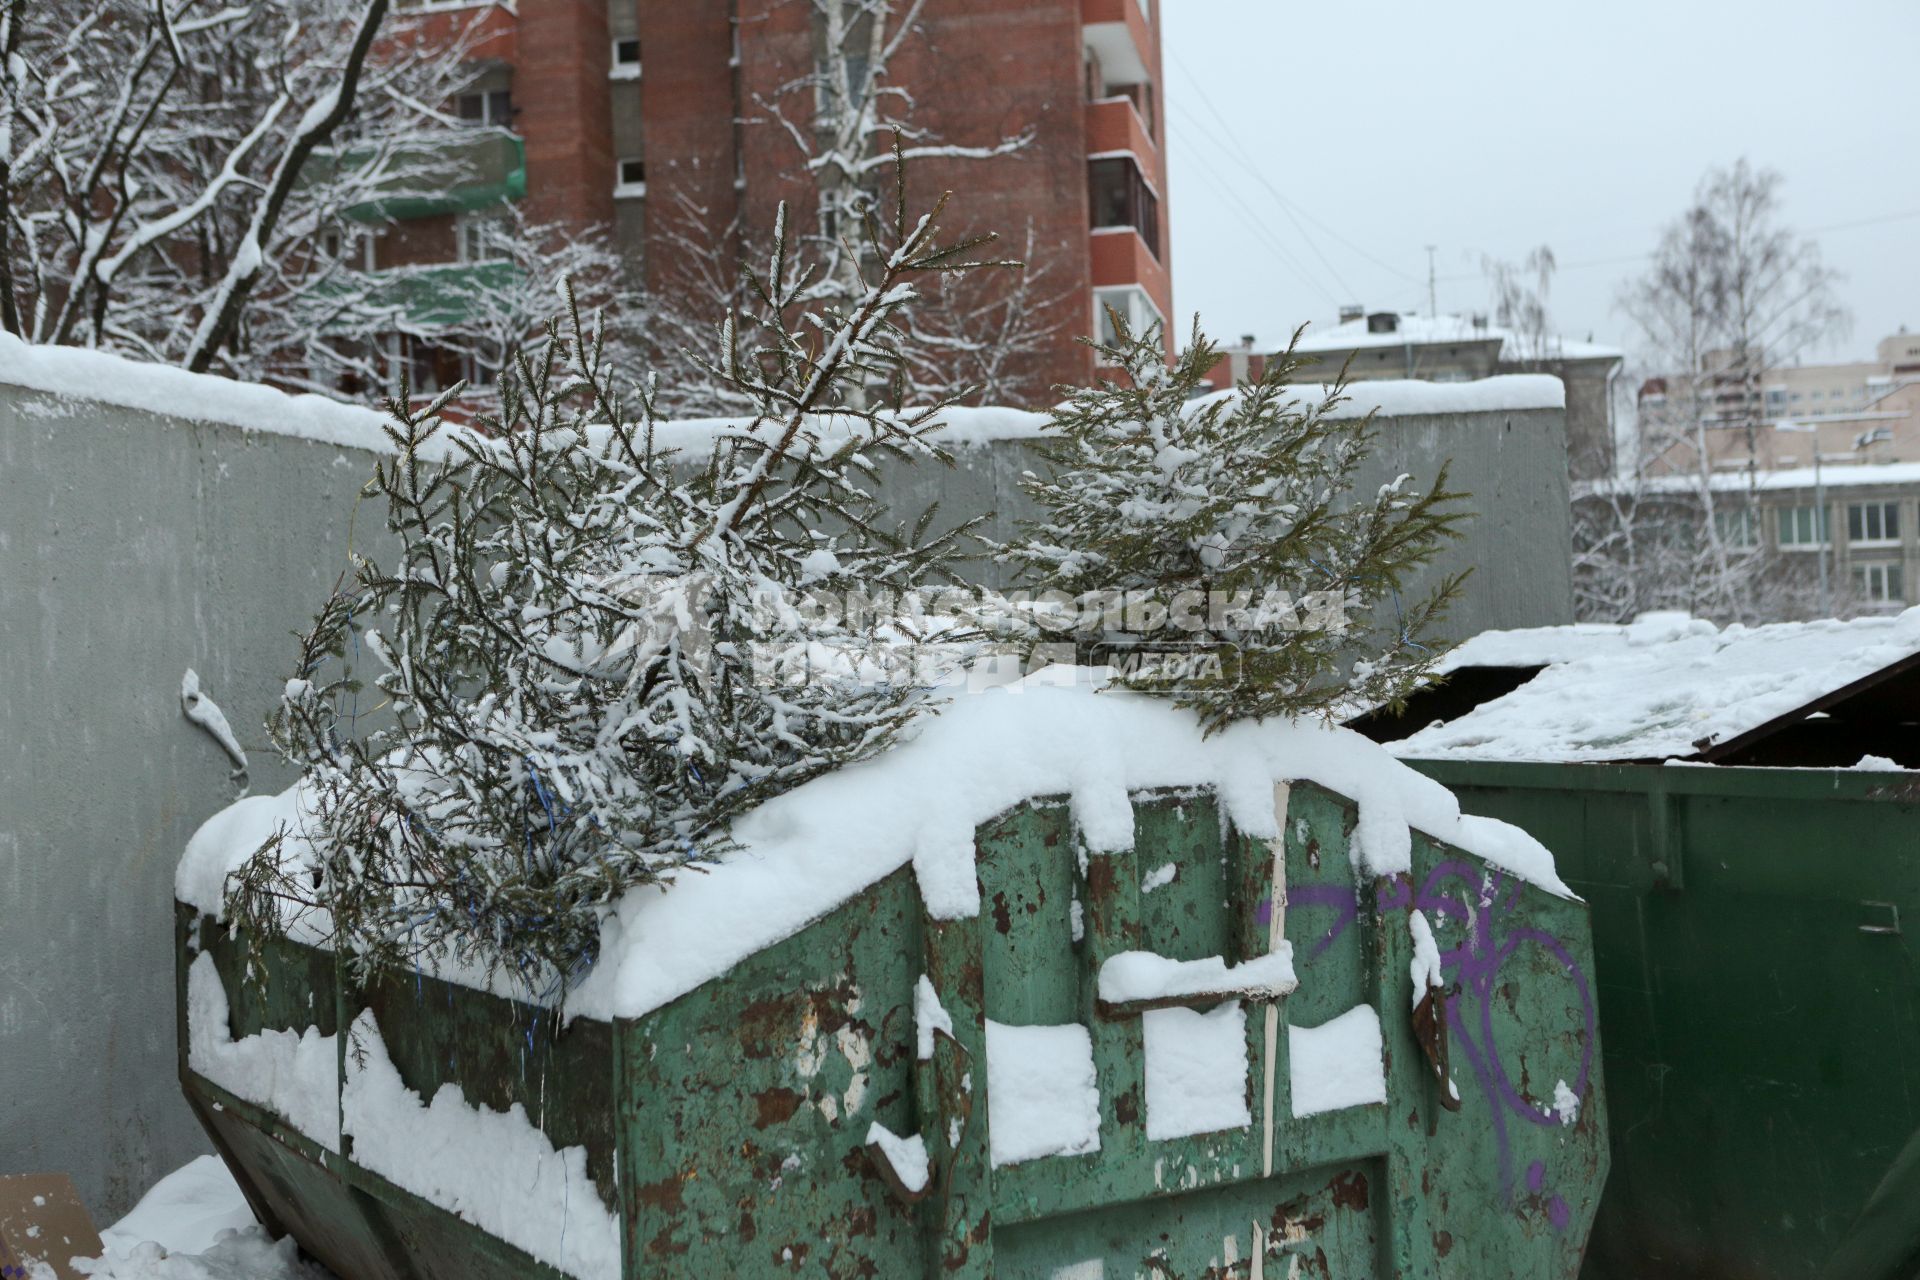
[0,381,1569,1217]
[0,388,386,1216]
[886,405,1575,641]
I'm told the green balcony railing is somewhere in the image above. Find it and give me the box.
[302,127,527,222]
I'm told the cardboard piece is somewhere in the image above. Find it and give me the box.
[0,1175,103,1280]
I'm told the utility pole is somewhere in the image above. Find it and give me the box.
[1425,245,1438,317]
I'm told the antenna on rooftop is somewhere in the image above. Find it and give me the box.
[1425,245,1438,318]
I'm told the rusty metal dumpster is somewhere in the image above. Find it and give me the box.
[1410,759,1920,1280]
[179,779,1605,1278]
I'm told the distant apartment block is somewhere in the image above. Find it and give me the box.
[346,0,1172,401]
[1622,329,1920,616]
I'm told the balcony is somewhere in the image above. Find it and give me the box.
[304,127,527,222]
[1090,225,1168,306]
[1086,96,1156,165]
[1082,0,1153,86]
[315,260,521,332]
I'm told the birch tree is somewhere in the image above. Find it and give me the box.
[1575,160,1847,624]
[0,0,499,382]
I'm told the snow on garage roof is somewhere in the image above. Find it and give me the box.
[1383,608,1920,764]
[1286,312,1622,363]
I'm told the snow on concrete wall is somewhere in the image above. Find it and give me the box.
[0,346,1572,1214]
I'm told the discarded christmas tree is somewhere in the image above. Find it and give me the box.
[999,318,1468,730]
[231,176,1000,994]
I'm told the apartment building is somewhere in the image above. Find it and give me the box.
[354,0,1171,400]
[1617,330,1920,617]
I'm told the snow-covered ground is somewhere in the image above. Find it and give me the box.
[73,1156,331,1279]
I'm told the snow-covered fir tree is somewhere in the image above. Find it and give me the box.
[231,183,997,994]
[999,320,1469,730]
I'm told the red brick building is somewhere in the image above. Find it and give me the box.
[374,0,1171,401]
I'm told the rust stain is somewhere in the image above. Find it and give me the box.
[752,1087,804,1128]
[636,1168,692,1213]
[1115,1087,1140,1126]
[1328,1170,1369,1212]
[991,892,1012,935]
[1433,1229,1455,1257]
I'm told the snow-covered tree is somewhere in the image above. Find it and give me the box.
[230,182,998,992]
[1575,160,1847,624]
[997,320,1468,731]
[0,0,522,384]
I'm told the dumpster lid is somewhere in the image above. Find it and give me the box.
[1365,607,1920,766]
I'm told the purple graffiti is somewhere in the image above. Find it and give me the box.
[1283,859,1596,1232]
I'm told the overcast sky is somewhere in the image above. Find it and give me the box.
[1161,0,1920,367]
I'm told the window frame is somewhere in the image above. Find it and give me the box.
[456,88,512,128]
[1855,561,1905,606]
[1776,503,1831,549]
[610,37,641,79]
[615,157,647,198]
[1087,155,1162,259]
[1848,501,1901,547]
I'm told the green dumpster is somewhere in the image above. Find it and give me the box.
[1409,759,1920,1280]
[178,730,1605,1276]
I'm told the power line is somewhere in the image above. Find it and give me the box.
[1165,106,1343,309]
[1167,51,1423,288]
[1436,207,1920,283]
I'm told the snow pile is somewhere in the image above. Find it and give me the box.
[340,1012,621,1280]
[1289,1005,1388,1118]
[1142,1003,1251,1139]
[983,1019,1101,1167]
[75,1231,329,1280]
[1098,949,1297,1005]
[76,1156,327,1279]
[178,673,1571,1021]
[863,1122,930,1194]
[186,955,339,1151]
[1140,862,1177,893]
[1396,607,1920,762]
[99,1157,258,1260]
[176,787,326,936]
[1851,754,1905,772]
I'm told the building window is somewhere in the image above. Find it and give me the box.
[1713,506,1758,547]
[1092,285,1163,348]
[455,213,508,264]
[615,158,646,198]
[1849,502,1900,546]
[457,89,512,127]
[1855,562,1904,606]
[1088,156,1160,257]
[611,38,641,79]
[1776,504,1830,548]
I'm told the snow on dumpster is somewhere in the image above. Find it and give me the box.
[174,673,1605,1279]
[1354,606,1920,766]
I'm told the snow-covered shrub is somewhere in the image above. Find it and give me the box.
[998,320,1468,730]
[230,190,998,993]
